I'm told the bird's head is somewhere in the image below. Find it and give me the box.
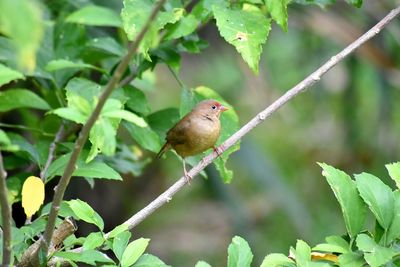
[193,99,228,118]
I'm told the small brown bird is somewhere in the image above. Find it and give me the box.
[157,99,228,182]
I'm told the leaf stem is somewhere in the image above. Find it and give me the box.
[0,123,54,137]
[39,0,168,259]
[0,152,12,265]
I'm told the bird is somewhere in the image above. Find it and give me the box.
[157,99,228,183]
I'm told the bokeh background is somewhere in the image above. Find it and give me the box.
[9,0,400,266]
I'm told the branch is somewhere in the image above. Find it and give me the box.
[0,152,12,265]
[107,5,400,234]
[39,0,168,257]
[40,124,65,181]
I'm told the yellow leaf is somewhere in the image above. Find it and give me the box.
[22,176,45,218]
[311,252,339,263]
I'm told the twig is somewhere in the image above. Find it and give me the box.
[0,152,12,265]
[39,0,168,257]
[40,124,65,181]
[106,5,400,233]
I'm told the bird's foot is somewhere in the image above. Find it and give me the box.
[184,171,192,185]
[213,145,225,158]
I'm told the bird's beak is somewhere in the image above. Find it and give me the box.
[219,105,228,112]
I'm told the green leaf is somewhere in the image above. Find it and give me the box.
[345,0,362,8]
[124,86,151,115]
[386,191,400,243]
[355,172,394,229]
[113,230,131,261]
[133,254,170,267]
[103,110,148,127]
[55,250,114,265]
[338,252,365,267]
[51,107,88,124]
[294,239,311,262]
[89,117,117,158]
[148,108,180,139]
[121,238,150,267]
[0,63,24,86]
[66,5,122,27]
[121,0,183,58]
[46,152,122,181]
[0,129,11,146]
[265,0,289,32]
[45,59,105,73]
[356,234,396,267]
[124,121,162,153]
[227,236,253,267]
[313,235,349,254]
[180,87,240,183]
[0,0,44,71]
[260,253,295,267]
[83,232,105,250]
[319,163,367,237]
[67,199,104,231]
[86,37,125,57]
[8,133,41,165]
[386,162,400,189]
[0,88,50,112]
[213,3,271,73]
[108,223,129,238]
[165,14,199,40]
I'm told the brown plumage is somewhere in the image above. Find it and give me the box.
[157,99,228,182]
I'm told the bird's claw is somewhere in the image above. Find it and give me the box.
[184,171,192,185]
[213,145,224,158]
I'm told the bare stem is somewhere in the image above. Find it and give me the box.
[40,124,65,181]
[40,0,168,257]
[106,5,400,234]
[0,152,12,265]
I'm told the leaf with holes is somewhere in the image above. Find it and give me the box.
[213,3,270,73]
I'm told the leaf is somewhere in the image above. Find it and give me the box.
[0,63,24,86]
[55,250,114,265]
[66,5,122,27]
[86,37,125,57]
[345,0,362,8]
[46,152,122,181]
[147,108,180,139]
[312,235,349,254]
[45,59,104,73]
[21,176,45,218]
[67,199,104,231]
[8,133,41,164]
[113,230,131,261]
[356,234,396,267]
[386,191,400,243]
[355,172,394,229]
[121,238,150,267]
[133,254,170,267]
[294,239,311,262]
[121,0,183,58]
[83,232,105,250]
[0,129,11,146]
[123,121,162,153]
[338,252,365,267]
[0,0,44,71]
[319,163,367,237]
[213,3,271,73]
[0,88,50,112]
[265,0,289,32]
[227,236,253,267]
[51,107,88,124]
[103,110,148,127]
[180,87,240,183]
[124,86,151,115]
[386,162,400,189]
[165,14,199,40]
[260,253,295,267]
[108,223,129,238]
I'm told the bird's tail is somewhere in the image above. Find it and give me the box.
[157,143,170,158]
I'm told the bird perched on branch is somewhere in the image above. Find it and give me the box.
[157,99,228,183]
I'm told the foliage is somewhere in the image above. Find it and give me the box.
[0,0,383,265]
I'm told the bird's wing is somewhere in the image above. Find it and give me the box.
[166,115,192,145]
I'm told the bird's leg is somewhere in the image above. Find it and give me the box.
[182,158,192,184]
[213,145,225,158]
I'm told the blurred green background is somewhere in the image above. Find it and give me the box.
[34,0,400,265]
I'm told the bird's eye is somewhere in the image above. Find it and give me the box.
[211,105,217,110]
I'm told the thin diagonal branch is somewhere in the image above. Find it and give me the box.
[40,124,65,181]
[0,152,12,265]
[107,5,400,234]
[40,0,168,257]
